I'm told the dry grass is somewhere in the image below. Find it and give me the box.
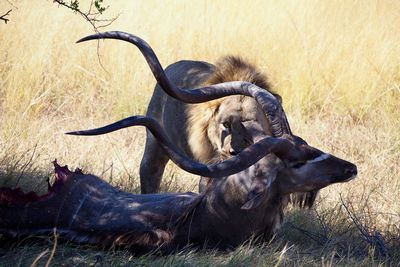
[0,0,399,265]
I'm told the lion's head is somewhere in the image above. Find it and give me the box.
[187,56,280,163]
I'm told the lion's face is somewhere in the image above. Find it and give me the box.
[188,95,273,163]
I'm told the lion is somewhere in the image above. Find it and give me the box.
[141,56,287,190]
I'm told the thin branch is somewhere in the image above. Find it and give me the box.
[52,0,119,32]
[0,9,12,24]
[15,143,38,187]
[45,228,58,267]
[339,194,390,259]
[5,1,18,9]
[285,221,327,246]
[52,0,118,73]
[30,249,49,267]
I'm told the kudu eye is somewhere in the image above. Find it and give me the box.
[292,162,306,169]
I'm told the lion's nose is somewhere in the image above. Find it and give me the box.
[229,148,238,156]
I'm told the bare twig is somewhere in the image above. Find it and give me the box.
[314,208,329,239]
[285,221,327,246]
[339,194,389,259]
[52,0,118,73]
[15,143,38,187]
[52,0,118,32]
[45,228,58,267]
[0,9,11,24]
[6,0,18,9]
[30,249,50,267]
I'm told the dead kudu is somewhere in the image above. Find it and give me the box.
[0,32,357,252]
[0,116,356,252]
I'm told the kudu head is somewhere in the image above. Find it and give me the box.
[71,31,357,207]
[231,133,357,210]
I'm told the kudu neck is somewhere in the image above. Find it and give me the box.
[195,171,283,245]
[204,169,270,216]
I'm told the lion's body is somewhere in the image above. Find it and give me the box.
[140,56,277,193]
[145,60,215,158]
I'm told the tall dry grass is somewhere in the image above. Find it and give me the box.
[0,0,399,264]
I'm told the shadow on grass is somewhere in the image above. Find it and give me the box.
[0,166,52,197]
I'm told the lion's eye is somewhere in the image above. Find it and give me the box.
[222,122,231,129]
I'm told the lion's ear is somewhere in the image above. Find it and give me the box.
[272,93,283,104]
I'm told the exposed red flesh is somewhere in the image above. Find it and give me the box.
[0,160,77,206]
[0,187,41,205]
[51,159,76,192]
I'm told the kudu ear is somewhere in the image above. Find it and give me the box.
[241,165,278,210]
[241,183,268,210]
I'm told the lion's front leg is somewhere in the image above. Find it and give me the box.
[140,130,170,194]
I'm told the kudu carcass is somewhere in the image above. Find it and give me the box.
[73,31,319,207]
[0,115,357,252]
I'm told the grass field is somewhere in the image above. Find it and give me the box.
[0,0,399,266]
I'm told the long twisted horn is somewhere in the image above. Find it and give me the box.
[66,116,300,177]
[77,31,292,136]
